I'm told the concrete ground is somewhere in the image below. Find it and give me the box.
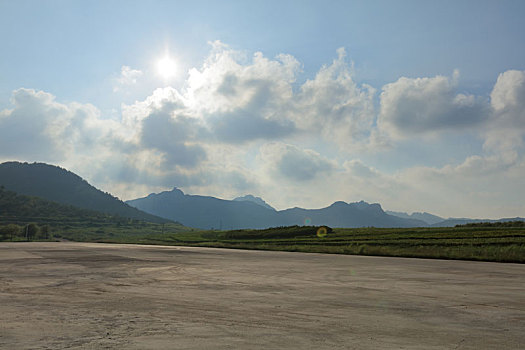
[0,242,523,349]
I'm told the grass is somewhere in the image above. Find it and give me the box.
[3,220,524,263]
[83,225,525,263]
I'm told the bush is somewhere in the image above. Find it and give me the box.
[24,223,39,240]
[38,225,50,239]
[0,224,22,241]
[222,226,333,240]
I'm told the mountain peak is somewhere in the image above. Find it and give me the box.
[170,187,185,196]
[233,194,275,211]
[349,200,384,213]
[329,201,348,208]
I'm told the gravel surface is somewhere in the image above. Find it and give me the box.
[0,242,524,349]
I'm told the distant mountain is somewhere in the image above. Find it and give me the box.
[127,189,427,229]
[277,201,427,228]
[385,210,525,227]
[430,217,525,227]
[127,188,277,230]
[233,194,275,211]
[386,211,444,225]
[0,162,170,223]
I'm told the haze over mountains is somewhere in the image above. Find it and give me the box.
[1,161,523,230]
[126,188,428,229]
[386,211,445,226]
[126,189,525,229]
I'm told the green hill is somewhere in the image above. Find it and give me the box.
[0,187,186,241]
[0,186,123,224]
[0,161,170,223]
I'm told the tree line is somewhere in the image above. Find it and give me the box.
[456,221,525,227]
[0,223,51,241]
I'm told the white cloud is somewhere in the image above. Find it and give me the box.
[258,142,336,182]
[491,70,525,119]
[343,159,379,178]
[186,42,301,143]
[119,44,376,153]
[181,43,376,148]
[484,70,525,156]
[378,71,489,139]
[3,45,525,218]
[0,88,118,162]
[393,154,525,218]
[186,41,300,114]
[113,65,143,92]
[292,48,376,149]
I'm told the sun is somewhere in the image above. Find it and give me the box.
[156,55,177,80]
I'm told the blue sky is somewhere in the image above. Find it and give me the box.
[1,0,525,218]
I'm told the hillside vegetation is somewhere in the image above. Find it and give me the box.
[0,162,169,223]
[2,187,523,262]
[0,187,186,241]
[1,161,523,263]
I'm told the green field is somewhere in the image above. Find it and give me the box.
[3,184,524,262]
[3,216,525,263]
[64,225,525,263]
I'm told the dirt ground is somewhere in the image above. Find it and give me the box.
[0,242,524,349]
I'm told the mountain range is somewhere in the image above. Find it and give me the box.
[1,161,523,229]
[126,187,428,229]
[385,211,445,225]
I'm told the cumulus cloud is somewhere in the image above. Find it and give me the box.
[0,88,118,161]
[119,86,208,170]
[180,43,376,148]
[343,159,379,178]
[484,70,525,156]
[119,43,376,159]
[258,142,335,182]
[187,43,300,143]
[378,71,489,139]
[491,70,525,120]
[140,110,206,169]
[3,44,525,218]
[113,65,143,92]
[187,41,299,114]
[293,48,376,148]
[210,108,295,143]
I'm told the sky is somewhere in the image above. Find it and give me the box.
[1,0,525,218]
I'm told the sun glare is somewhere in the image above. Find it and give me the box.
[156,55,177,80]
